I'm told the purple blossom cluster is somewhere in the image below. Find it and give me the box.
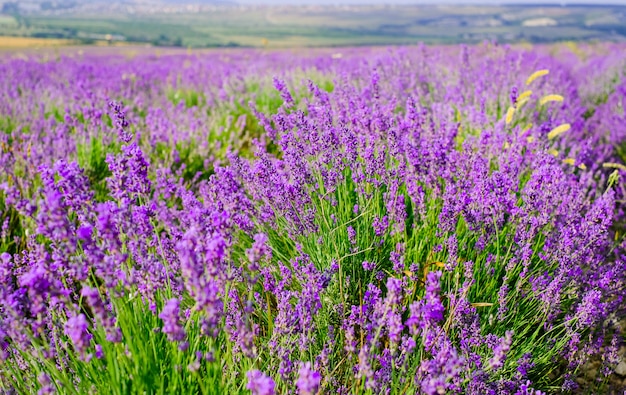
[1,42,626,394]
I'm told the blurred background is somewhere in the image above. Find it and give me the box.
[0,0,625,49]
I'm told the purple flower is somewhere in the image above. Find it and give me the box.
[37,373,55,395]
[509,85,518,105]
[573,290,603,329]
[489,330,513,370]
[516,353,534,378]
[422,271,445,324]
[159,298,186,343]
[105,142,151,201]
[246,370,275,395]
[362,261,376,271]
[372,216,388,237]
[81,287,120,342]
[346,226,356,245]
[515,380,546,395]
[296,362,321,395]
[416,339,464,395]
[247,233,272,272]
[95,344,104,360]
[273,77,294,106]
[109,100,132,143]
[64,314,92,360]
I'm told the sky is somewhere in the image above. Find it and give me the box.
[234,0,626,4]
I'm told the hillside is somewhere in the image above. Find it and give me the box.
[0,2,625,47]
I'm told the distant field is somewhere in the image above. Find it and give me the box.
[0,35,77,48]
[0,35,147,50]
[1,4,626,48]
[0,15,18,26]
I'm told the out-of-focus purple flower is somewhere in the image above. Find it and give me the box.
[159,298,186,343]
[372,216,388,237]
[488,330,513,370]
[95,344,104,360]
[37,373,55,395]
[81,286,120,343]
[422,271,445,324]
[362,260,376,271]
[296,362,321,395]
[187,351,204,373]
[247,233,272,272]
[246,370,275,395]
[573,290,603,329]
[105,142,151,201]
[320,259,338,289]
[516,353,534,378]
[510,86,518,105]
[416,339,464,395]
[346,226,356,245]
[515,380,546,395]
[273,77,294,106]
[64,314,92,360]
[390,243,405,274]
[109,100,132,143]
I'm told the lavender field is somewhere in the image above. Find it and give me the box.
[1,43,626,394]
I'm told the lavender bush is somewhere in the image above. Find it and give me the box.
[1,42,626,394]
